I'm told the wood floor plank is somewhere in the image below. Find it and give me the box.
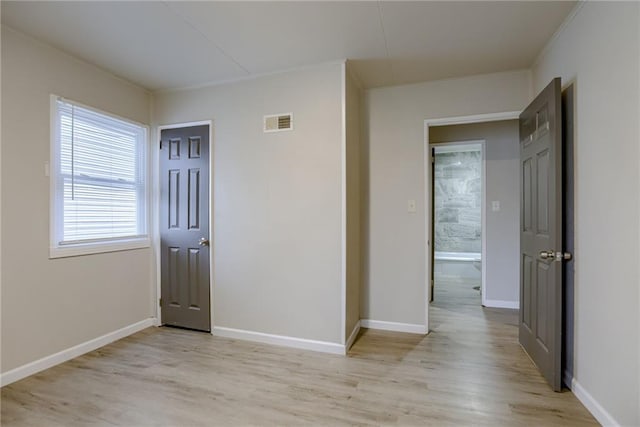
[1,278,596,426]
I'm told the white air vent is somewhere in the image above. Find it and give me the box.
[264,113,293,133]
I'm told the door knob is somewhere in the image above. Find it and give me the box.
[198,237,209,247]
[539,250,554,260]
[539,250,572,261]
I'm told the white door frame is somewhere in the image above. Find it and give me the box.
[423,111,520,329]
[154,120,214,330]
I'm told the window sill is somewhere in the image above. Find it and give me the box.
[49,237,151,259]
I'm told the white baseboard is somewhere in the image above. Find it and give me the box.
[345,321,361,352]
[360,319,427,334]
[483,299,519,309]
[212,326,345,355]
[1,318,155,387]
[571,377,620,427]
[563,369,573,390]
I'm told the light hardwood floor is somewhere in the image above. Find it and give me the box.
[1,279,596,426]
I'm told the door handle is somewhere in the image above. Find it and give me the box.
[198,237,210,247]
[539,250,572,261]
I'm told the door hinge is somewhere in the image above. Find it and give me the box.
[159,140,162,149]
[159,297,162,307]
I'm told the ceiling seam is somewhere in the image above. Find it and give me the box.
[161,1,251,76]
[155,59,346,94]
[376,1,395,82]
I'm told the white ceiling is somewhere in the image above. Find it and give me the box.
[1,1,576,92]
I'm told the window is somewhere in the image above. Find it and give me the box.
[50,96,149,258]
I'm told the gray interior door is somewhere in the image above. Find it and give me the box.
[519,78,566,391]
[160,125,211,332]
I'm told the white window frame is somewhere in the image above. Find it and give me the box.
[49,95,151,258]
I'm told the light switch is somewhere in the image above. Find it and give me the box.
[408,199,417,213]
[491,201,500,212]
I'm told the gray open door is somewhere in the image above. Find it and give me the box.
[519,78,570,391]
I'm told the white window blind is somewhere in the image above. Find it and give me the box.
[53,98,147,247]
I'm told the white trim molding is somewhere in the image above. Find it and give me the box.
[49,237,150,259]
[571,378,620,427]
[423,128,430,333]
[425,111,521,127]
[345,321,361,352]
[212,326,345,355]
[563,369,573,391]
[480,142,488,308]
[360,319,428,335]
[483,299,519,310]
[531,1,586,69]
[340,61,347,347]
[0,318,155,387]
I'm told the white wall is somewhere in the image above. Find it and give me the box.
[430,120,520,307]
[345,63,362,342]
[153,63,344,345]
[1,26,154,373]
[362,70,530,327]
[532,3,639,425]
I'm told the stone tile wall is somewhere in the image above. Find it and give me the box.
[434,149,482,253]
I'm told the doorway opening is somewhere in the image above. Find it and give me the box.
[424,84,574,391]
[430,141,484,310]
[424,112,520,331]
